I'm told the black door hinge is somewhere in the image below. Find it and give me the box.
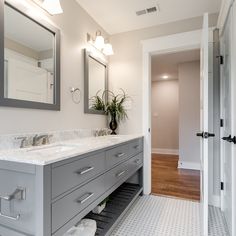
[220,119,224,127]
[221,182,224,190]
[217,55,224,65]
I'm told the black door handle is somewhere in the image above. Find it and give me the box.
[222,135,232,142]
[196,132,204,137]
[233,136,236,144]
[222,135,236,144]
[196,132,215,139]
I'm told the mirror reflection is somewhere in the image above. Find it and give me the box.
[4,4,55,104]
[88,56,106,109]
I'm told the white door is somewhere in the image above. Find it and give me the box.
[220,8,233,235]
[197,13,212,236]
[6,59,49,103]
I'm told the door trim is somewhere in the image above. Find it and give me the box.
[217,0,234,36]
[141,29,202,195]
[231,2,236,235]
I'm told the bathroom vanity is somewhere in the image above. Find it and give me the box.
[0,135,143,236]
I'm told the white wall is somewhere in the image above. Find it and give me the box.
[109,13,218,135]
[178,61,200,169]
[151,80,179,152]
[0,0,108,135]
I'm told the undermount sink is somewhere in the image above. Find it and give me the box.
[26,144,79,154]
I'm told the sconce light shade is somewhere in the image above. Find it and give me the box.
[94,35,105,50]
[87,31,114,56]
[42,0,63,15]
[103,43,114,56]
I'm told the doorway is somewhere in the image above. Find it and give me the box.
[150,50,201,201]
[142,27,229,235]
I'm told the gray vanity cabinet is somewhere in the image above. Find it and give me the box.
[0,138,143,236]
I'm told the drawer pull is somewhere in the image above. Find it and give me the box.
[0,212,20,221]
[77,193,94,204]
[134,145,140,149]
[0,188,25,221]
[77,167,94,175]
[116,170,126,177]
[116,153,125,158]
[134,159,142,164]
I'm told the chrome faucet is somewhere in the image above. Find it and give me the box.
[32,134,52,146]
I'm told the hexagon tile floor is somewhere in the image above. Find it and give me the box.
[111,195,229,236]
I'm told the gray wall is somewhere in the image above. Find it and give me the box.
[0,0,108,135]
[178,61,200,167]
[151,80,179,151]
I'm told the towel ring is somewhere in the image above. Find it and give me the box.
[70,87,81,104]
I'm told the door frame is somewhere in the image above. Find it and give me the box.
[232,3,236,236]
[218,0,236,235]
[141,29,203,195]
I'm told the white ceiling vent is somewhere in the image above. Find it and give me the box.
[136,4,159,16]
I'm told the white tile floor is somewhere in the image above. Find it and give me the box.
[111,195,229,236]
[209,206,229,236]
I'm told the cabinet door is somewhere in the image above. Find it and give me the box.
[0,169,35,235]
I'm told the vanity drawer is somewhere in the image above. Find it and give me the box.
[52,173,107,233]
[52,152,106,199]
[105,153,143,190]
[106,139,143,169]
[128,152,143,173]
[106,143,130,168]
[129,139,143,157]
[105,161,130,189]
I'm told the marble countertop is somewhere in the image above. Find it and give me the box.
[0,135,143,166]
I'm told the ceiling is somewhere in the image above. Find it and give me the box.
[151,49,200,81]
[76,0,222,35]
[5,4,53,52]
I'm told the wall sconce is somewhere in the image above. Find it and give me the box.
[103,42,114,56]
[32,0,63,15]
[87,31,114,56]
[94,31,105,50]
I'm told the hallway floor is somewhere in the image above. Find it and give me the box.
[151,154,200,201]
[111,195,229,236]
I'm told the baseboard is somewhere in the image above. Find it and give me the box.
[178,161,200,170]
[152,148,179,155]
[209,194,221,208]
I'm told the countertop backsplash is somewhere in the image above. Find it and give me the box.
[0,128,111,151]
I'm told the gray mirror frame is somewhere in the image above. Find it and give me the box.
[84,49,108,115]
[0,1,61,110]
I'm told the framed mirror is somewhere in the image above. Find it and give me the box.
[0,1,61,110]
[84,49,108,114]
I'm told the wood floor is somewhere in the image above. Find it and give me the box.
[151,154,200,201]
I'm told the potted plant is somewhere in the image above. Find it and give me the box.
[91,89,129,135]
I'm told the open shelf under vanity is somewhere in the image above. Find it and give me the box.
[86,183,143,236]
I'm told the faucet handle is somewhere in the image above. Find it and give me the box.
[44,134,53,145]
[15,136,28,148]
